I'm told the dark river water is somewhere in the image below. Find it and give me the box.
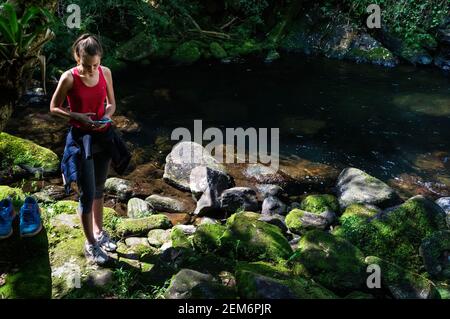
[113,55,450,199]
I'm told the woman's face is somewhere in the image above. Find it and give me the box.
[77,54,101,76]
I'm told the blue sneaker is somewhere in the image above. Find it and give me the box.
[19,196,42,237]
[0,198,15,239]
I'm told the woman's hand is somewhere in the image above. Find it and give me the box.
[92,115,112,130]
[72,112,97,127]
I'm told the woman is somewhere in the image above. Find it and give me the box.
[50,34,118,265]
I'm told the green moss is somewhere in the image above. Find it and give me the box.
[0,185,25,208]
[170,227,192,249]
[171,41,201,64]
[116,214,172,237]
[224,212,293,262]
[300,194,339,214]
[103,206,121,235]
[285,209,306,234]
[334,196,447,273]
[365,256,440,299]
[291,230,366,292]
[192,223,228,253]
[235,261,337,299]
[209,42,227,59]
[0,132,59,172]
[420,230,450,279]
[349,47,395,63]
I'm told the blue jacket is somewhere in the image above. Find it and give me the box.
[61,126,131,194]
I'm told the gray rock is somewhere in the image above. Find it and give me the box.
[105,177,133,201]
[261,196,288,216]
[125,237,150,247]
[147,229,172,247]
[127,197,152,218]
[336,167,399,209]
[436,197,450,228]
[195,217,221,226]
[220,187,259,214]
[298,211,333,230]
[145,194,187,213]
[256,184,284,198]
[163,141,227,191]
[163,269,215,299]
[190,166,234,216]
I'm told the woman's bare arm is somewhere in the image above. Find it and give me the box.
[102,66,116,119]
[49,71,96,124]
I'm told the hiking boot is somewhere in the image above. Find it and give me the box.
[19,196,42,237]
[84,241,110,266]
[95,230,117,252]
[0,198,15,239]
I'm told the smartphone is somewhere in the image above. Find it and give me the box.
[92,118,113,125]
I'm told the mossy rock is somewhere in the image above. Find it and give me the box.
[0,132,59,173]
[300,194,339,214]
[171,227,193,249]
[235,261,337,299]
[436,283,450,299]
[285,208,333,234]
[365,256,440,299]
[0,185,25,208]
[171,41,201,64]
[116,214,172,237]
[209,42,227,59]
[334,196,447,272]
[348,47,397,66]
[47,200,79,215]
[291,230,366,292]
[115,31,153,62]
[192,223,228,254]
[223,212,293,262]
[420,230,450,279]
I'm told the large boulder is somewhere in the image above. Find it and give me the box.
[365,256,440,299]
[220,187,259,214]
[291,230,366,292]
[164,141,228,191]
[336,168,399,209]
[334,196,448,272]
[0,132,59,177]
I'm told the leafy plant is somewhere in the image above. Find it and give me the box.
[0,3,55,95]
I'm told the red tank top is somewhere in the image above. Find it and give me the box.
[67,65,110,131]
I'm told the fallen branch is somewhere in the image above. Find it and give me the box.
[220,17,238,30]
[187,29,231,40]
